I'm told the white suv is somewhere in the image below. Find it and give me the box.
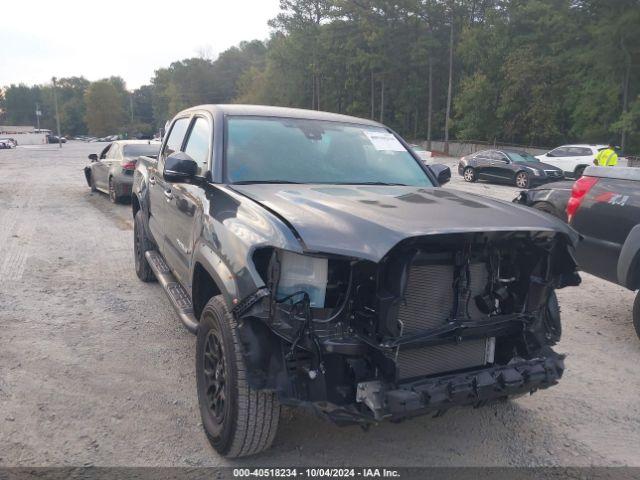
[535,144,611,178]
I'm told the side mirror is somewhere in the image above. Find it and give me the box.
[430,163,451,186]
[164,152,198,183]
[88,153,98,162]
[546,153,552,157]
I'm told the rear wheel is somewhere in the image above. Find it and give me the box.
[196,296,280,458]
[515,171,530,188]
[108,178,120,203]
[134,210,156,282]
[463,167,477,183]
[632,292,640,341]
[543,291,562,345]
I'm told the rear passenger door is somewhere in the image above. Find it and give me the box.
[163,115,212,288]
[569,146,595,171]
[542,147,568,172]
[148,117,191,256]
[472,151,492,177]
[487,151,512,181]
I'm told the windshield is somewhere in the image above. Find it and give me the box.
[225,117,433,186]
[123,144,160,158]
[507,151,539,163]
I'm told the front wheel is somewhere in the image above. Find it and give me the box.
[463,167,477,183]
[574,166,586,179]
[196,296,280,458]
[515,171,530,188]
[89,173,97,192]
[632,292,640,341]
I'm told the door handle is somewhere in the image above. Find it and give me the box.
[164,189,173,201]
[149,176,156,185]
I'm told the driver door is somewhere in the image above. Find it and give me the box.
[93,143,114,190]
[163,115,212,288]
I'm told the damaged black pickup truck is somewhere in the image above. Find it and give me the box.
[132,105,581,457]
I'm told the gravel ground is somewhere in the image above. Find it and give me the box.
[1,143,639,467]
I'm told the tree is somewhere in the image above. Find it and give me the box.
[85,80,127,136]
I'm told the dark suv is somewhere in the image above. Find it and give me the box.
[132,105,580,457]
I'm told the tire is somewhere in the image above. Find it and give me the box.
[542,291,562,345]
[515,171,530,188]
[196,296,280,458]
[108,177,121,204]
[574,166,586,178]
[463,166,477,183]
[533,202,562,220]
[133,210,156,282]
[89,172,97,192]
[633,292,640,341]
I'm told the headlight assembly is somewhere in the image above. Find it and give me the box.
[277,251,328,308]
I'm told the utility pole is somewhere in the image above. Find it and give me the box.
[51,77,62,148]
[129,93,134,123]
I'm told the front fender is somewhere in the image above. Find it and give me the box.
[192,240,240,307]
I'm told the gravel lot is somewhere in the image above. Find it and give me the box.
[1,143,639,467]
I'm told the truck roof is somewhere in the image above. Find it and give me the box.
[179,104,384,127]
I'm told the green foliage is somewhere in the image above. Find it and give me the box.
[2,0,639,151]
[85,80,127,136]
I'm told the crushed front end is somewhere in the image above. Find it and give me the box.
[235,230,580,425]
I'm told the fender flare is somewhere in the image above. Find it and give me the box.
[191,240,240,309]
[617,224,640,290]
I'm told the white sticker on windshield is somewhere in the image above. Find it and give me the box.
[363,130,406,152]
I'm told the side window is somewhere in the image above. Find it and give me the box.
[549,147,567,157]
[576,147,593,156]
[492,151,508,161]
[183,117,212,174]
[162,117,191,161]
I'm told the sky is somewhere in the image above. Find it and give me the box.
[0,0,281,90]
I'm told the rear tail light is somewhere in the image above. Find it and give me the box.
[566,176,598,222]
[122,160,136,171]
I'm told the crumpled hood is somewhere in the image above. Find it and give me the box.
[229,184,578,261]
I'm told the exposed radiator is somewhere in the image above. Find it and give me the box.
[397,338,493,379]
[395,261,493,380]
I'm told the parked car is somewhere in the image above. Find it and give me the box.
[47,134,67,144]
[132,105,579,457]
[84,140,160,203]
[458,149,564,188]
[515,166,640,339]
[409,144,432,162]
[0,138,17,149]
[535,144,616,179]
[513,180,575,221]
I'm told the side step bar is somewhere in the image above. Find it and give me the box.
[145,250,199,334]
